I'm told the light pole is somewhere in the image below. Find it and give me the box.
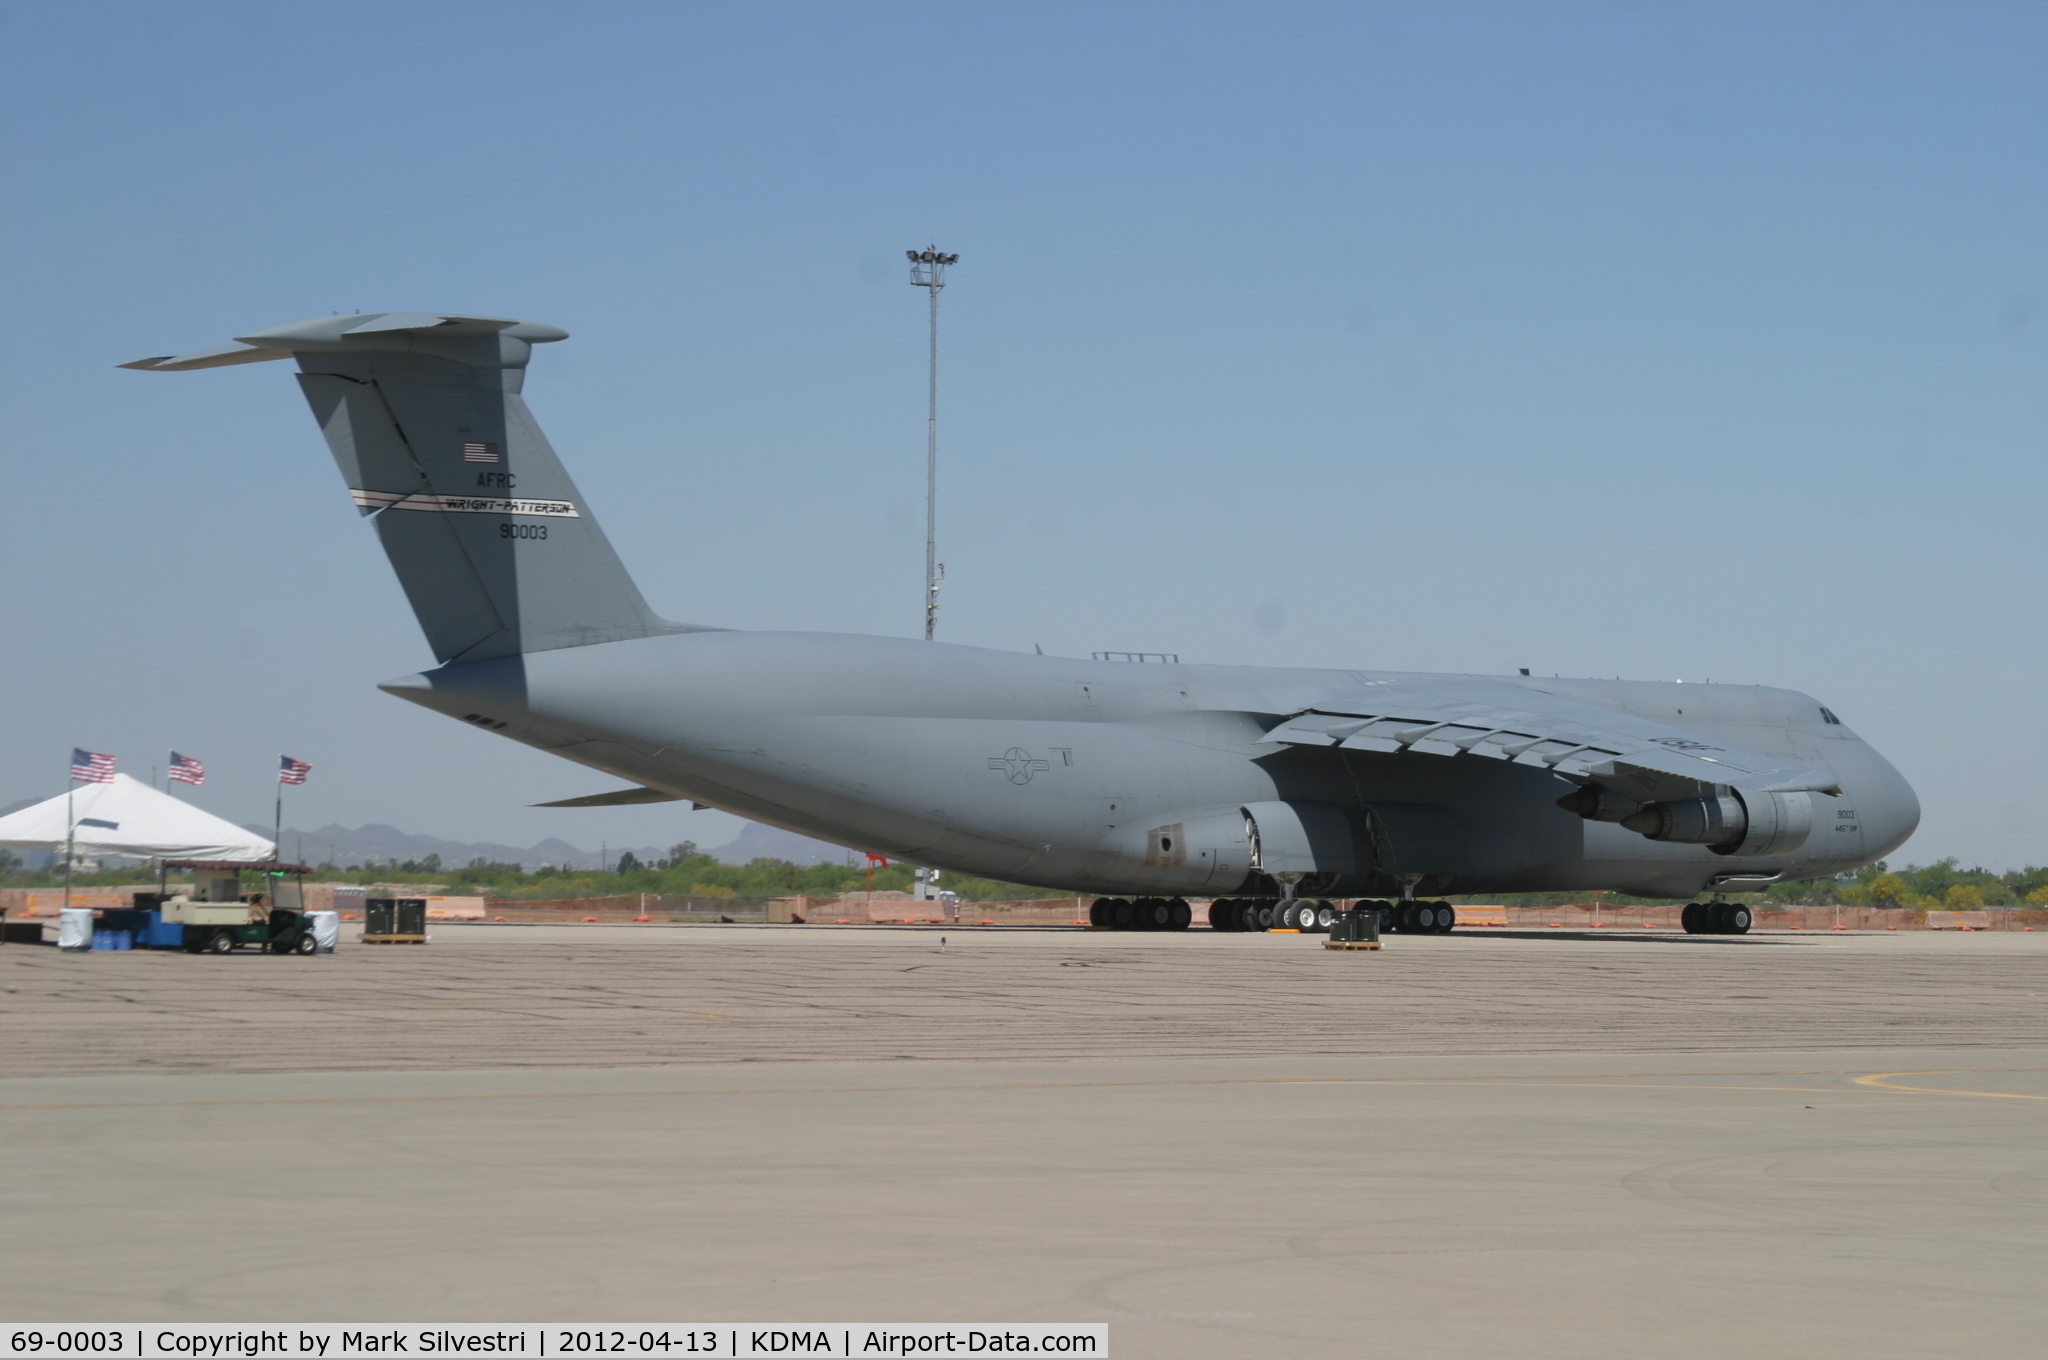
[908,246,958,640]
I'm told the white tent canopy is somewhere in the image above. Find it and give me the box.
[0,774,275,861]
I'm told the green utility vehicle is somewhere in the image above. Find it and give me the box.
[155,860,319,955]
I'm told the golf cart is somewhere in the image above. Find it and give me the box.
[151,860,318,955]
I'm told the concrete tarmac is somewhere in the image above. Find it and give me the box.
[4,928,2045,1357]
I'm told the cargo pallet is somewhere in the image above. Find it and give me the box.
[1323,939,1383,951]
[361,934,428,945]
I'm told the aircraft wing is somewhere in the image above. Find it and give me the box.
[1260,679,1839,800]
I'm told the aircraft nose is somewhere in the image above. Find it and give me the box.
[1855,753,1921,861]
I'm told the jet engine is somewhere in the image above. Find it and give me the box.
[1614,788,1814,857]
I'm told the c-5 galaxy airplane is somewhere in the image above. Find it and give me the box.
[126,312,1918,935]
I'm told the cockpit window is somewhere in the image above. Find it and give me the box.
[1819,707,1842,725]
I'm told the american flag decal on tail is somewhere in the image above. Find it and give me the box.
[463,441,499,463]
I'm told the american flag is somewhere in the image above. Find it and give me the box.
[168,751,205,786]
[278,755,312,785]
[462,441,499,463]
[71,749,116,783]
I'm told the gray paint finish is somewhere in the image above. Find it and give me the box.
[127,314,1920,897]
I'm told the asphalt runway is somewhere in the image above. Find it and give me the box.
[4,928,2046,1357]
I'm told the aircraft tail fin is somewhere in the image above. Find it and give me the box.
[128,313,689,665]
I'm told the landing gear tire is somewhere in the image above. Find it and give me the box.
[1143,899,1173,930]
[1314,903,1337,933]
[1111,899,1136,930]
[1255,901,1276,931]
[1398,903,1423,934]
[1168,899,1191,931]
[1680,903,1705,934]
[1433,902,1457,934]
[1726,905,1751,935]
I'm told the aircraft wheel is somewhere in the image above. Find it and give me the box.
[1168,899,1191,931]
[1111,899,1136,930]
[1434,902,1457,934]
[1315,903,1337,932]
[1398,903,1422,934]
[1680,903,1704,934]
[1727,905,1751,935]
[1088,900,1108,927]
[1144,899,1173,930]
[1254,901,1275,931]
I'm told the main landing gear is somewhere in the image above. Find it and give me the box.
[1088,897,1193,931]
[1680,901,1752,935]
[1208,898,1335,933]
[1361,899,1457,935]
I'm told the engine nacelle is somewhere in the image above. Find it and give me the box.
[1619,789,1813,857]
[1556,785,1642,823]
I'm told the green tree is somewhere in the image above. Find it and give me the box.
[1946,883,1985,910]
[615,850,642,875]
[1867,873,1909,907]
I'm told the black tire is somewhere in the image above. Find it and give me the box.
[1399,902,1423,934]
[1728,905,1751,935]
[206,931,234,954]
[1168,899,1191,931]
[1680,903,1704,934]
[1255,901,1275,931]
[1088,900,1108,928]
[1707,903,1731,934]
[1210,899,1237,931]
[1435,902,1457,934]
[1314,903,1336,933]
[1144,899,1172,930]
[294,932,317,955]
[1112,899,1137,930]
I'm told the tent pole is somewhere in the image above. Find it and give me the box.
[64,783,73,915]
[273,780,282,864]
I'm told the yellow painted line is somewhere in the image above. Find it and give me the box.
[1853,1070,2048,1101]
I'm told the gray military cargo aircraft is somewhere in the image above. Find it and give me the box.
[126,312,1918,934]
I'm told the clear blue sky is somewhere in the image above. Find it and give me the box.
[2,1,2041,869]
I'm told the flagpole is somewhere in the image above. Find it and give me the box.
[64,779,74,915]
[274,772,283,864]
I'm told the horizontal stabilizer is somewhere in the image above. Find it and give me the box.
[120,344,292,372]
[532,787,687,808]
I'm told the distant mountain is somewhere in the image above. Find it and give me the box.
[260,819,852,871]
[712,821,855,866]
